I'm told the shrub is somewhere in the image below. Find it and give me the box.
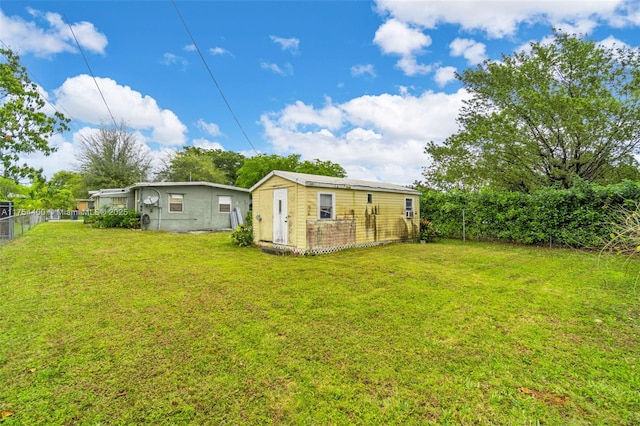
[84,209,140,229]
[603,203,640,255]
[231,224,253,247]
[419,219,440,242]
[420,180,640,249]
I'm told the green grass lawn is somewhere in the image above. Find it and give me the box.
[0,222,638,425]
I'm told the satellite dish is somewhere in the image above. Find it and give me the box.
[143,195,159,205]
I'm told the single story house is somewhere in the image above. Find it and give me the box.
[90,182,251,232]
[90,188,133,211]
[250,171,421,255]
[75,198,95,212]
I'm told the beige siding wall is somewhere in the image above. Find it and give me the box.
[302,187,419,250]
[252,175,300,246]
[252,175,420,252]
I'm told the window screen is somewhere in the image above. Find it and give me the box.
[218,196,231,213]
[168,194,183,212]
[319,193,333,219]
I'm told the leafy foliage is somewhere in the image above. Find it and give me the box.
[0,176,24,200]
[0,48,70,181]
[230,210,253,246]
[421,180,640,248]
[424,30,640,192]
[21,179,76,210]
[156,147,245,185]
[419,219,440,242]
[84,209,140,229]
[49,171,90,199]
[1,176,76,210]
[76,122,151,189]
[235,154,346,188]
[230,224,253,247]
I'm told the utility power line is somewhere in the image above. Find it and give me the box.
[62,12,119,130]
[171,0,258,155]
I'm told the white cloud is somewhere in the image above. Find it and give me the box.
[53,75,187,146]
[269,35,300,53]
[374,19,431,55]
[260,89,470,185]
[449,38,488,64]
[373,19,433,76]
[598,35,629,50]
[196,120,222,137]
[184,44,196,52]
[192,139,225,150]
[209,47,231,56]
[0,8,107,56]
[515,34,558,55]
[351,64,377,78]
[434,66,458,87]
[374,0,629,39]
[161,53,188,70]
[260,61,293,76]
[17,133,77,179]
[395,56,432,76]
[552,19,600,35]
[277,100,343,130]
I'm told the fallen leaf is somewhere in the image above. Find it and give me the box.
[0,410,15,418]
[28,368,36,373]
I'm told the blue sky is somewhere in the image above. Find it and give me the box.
[2,0,640,185]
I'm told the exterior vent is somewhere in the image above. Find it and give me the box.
[405,210,414,219]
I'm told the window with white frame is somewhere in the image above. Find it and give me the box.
[318,193,335,219]
[110,197,127,209]
[218,196,231,213]
[405,197,414,218]
[168,193,184,212]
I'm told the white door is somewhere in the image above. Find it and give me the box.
[273,188,288,244]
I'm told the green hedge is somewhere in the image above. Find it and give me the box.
[421,180,640,249]
[83,209,140,229]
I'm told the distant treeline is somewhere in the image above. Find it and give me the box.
[420,180,640,249]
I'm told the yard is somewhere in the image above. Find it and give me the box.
[0,222,638,424]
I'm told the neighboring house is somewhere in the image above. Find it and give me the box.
[130,182,250,232]
[91,182,251,232]
[75,198,95,212]
[90,188,133,211]
[250,171,421,255]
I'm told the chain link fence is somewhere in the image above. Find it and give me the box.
[0,212,48,247]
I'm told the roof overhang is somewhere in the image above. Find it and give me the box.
[250,170,421,195]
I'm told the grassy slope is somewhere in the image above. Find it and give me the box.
[0,222,638,425]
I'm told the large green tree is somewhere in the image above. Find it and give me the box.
[424,31,640,192]
[1,48,70,181]
[235,154,346,188]
[21,178,75,210]
[0,176,24,200]
[76,122,152,189]
[206,148,246,184]
[50,170,90,199]
[157,147,245,185]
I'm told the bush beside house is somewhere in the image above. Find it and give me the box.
[420,180,640,249]
[84,210,140,229]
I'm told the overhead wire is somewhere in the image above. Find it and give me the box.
[171,0,258,155]
[62,11,119,130]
